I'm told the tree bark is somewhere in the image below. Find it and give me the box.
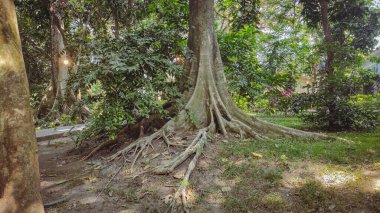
[109,0,120,37]
[0,1,44,212]
[319,0,337,128]
[126,0,133,28]
[319,0,334,75]
[50,0,68,111]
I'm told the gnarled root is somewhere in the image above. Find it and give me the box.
[162,128,209,213]
[107,129,164,165]
[153,128,209,175]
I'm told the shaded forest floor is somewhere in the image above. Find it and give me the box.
[39,114,380,212]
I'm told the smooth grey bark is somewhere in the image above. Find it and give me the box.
[0,0,44,212]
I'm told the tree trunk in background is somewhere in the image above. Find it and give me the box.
[319,0,336,127]
[319,0,334,75]
[126,0,133,27]
[109,0,120,37]
[50,0,68,111]
[0,1,44,212]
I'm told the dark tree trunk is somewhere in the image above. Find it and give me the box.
[0,1,44,212]
[126,0,133,27]
[319,0,337,127]
[109,0,120,37]
[319,0,334,75]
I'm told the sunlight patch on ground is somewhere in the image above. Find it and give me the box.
[318,171,356,187]
[375,179,380,191]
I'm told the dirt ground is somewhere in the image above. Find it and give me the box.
[39,135,380,213]
[38,135,227,213]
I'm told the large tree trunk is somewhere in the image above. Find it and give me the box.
[0,1,44,212]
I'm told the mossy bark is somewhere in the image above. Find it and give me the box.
[0,1,44,212]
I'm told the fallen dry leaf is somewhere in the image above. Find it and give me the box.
[251,152,263,158]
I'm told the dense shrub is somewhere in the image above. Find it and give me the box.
[70,25,185,141]
[290,83,379,130]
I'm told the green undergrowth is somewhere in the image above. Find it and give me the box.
[245,114,380,164]
[221,134,379,164]
[219,114,380,212]
[255,113,307,130]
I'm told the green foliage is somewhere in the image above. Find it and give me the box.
[185,109,198,128]
[217,0,260,31]
[217,0,319,112]
[16,0,51,107]
[300,97,378,130]
[71,24,184,140]
[218,26,262,106]
[290,68,379,130]
[300,0,380,54]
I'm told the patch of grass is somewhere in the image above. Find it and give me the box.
[262,168,283,187]
[255,113,306,129]
[223,162,251,179]
[221,114,380,212]
[222,161,283,187]
[221,114,380,164]
[223,198,249,213]
[221,159,286,212]
[261,192,286,210]
[299,180,329,209]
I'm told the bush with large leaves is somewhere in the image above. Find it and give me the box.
[291,68,379,130]
[70,25,184,140]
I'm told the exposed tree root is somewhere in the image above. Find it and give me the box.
[82,139,118,161]
[81,103,178,160]
[153,127,210,175]
[165,128,208,213]
[43,196,69,208]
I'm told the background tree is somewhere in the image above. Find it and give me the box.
[296,0,380,129]
[216,0,319,112]
[0,0,44,212]
[49,0,69,114]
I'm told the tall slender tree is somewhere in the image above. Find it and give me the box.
[0,0,44,212]
[299,0,380,129]
[50,0,69,113]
